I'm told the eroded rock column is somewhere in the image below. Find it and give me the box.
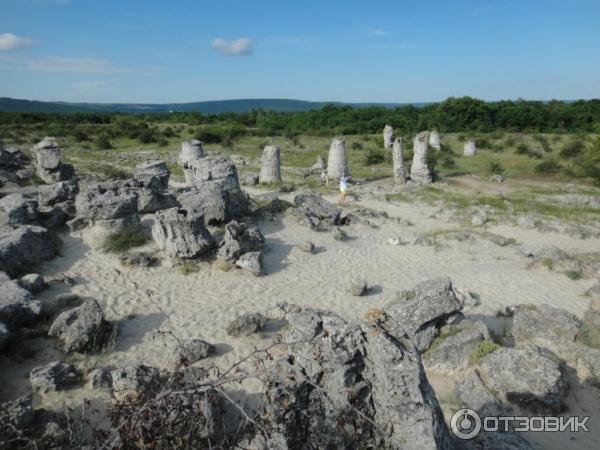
[259,145,281,183]
[383,124,394,149]
[178,140,204,185]
[464,140,477,156]
[410,131,432,184]
[392,137,407,184]
[429,131,441,151]
[327,138,349,180]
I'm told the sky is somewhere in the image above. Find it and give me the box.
[0,0,599,104]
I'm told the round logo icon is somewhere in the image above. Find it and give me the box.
[450,408,482,440]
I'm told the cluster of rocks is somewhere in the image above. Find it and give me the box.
[217,220,266,275]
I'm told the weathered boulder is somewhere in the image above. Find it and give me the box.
[0,193,38,225]
[383,124,394,149]
[0,141,29,169]
[111,364,160,401]
[75,180,139,221]
[119,252,157,267]
[178,140,205,184]
[88,367,113,390]
[33,137,74,183]
[38,180,79,207]
[261,306,454,449]
[177,184,242,225]
[226,312,266,337]
[175,339,214,365]
[425,319,491,371]
[0,280,40,327]
[464,140,477,156]
[297,241,315,254]
[217,220,265,262]
[392,137,407,184]
[152,207,215,258]
[293,194,341,230]
[136,177,178,214]
[30,361,81,394]
[239,172,259,186]
[135,160,170,189]
[455,370,504,417]
[385,277,463,351]
[478,346,567,412]
[259,145,281,183]
[184,155,241,191]
[471,209,488,227]
[309,155,326,174]
[0,394,35,431]
[510,304,581,355]
[410,131,432,184]
[235,251,263,275]
[348,278,368,296]
[429,130,441,151]
[48,299,113,353]
[327,138,349,179]
[0,225,58,277]
[19,273,45,293]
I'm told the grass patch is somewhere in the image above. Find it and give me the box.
[102,226,150,253]
[468,341,502,366]
[577,314,600,349]
[215,260,232,272]
[564,270,583,280]
[179,261,200,275]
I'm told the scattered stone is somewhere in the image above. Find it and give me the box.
[0,394,35,430]
[261,306,454,449]
[426,319,491,371]
[471,209,488,226]
[297,241,315,253]
[30,361,81,394]
[217,220,265,262]
[490,174,505,183]
[410,131,432,184]
[239,172,259,185]
[517,215,536,229]
[293,194,341,230]
[327,138,350,179]
[0,280,40,327]
[309,155,326,174]
[463,140,477,156]
[0,193,38,225]
[455,371,504,417]
[226,312,266,337]
[348,278,367,296]
[49,299,113,353]
[19,273,45,293]
[259,145,281,183]
[88,367,113,390]
[383,124,394,149]
[135,160,170,189]
[176,339,214,364]
[152,207,215,259]
[119,252,157,267]
[38,180,79,207]
[235,251,263,276]
[385,277,463,351]
[478,346,567,412]
[111,364,160,401]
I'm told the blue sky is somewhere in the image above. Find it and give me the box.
[0,0,599,103]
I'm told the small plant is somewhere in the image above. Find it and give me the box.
[179,261,200,275]
[487,159,504,175]
[577,318,600,349]
[102,226,149,253]
[565,270,583,280]
[534,159,561,174]
[95,133,113,150]
[216,260,231,272]
[540,257,555,270]
[560,139,585,159]
[469,341,501,365]
[351,141,363,150]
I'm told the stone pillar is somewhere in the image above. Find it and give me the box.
[178,140,204,185]
[383,125,394,149]
[410,131,432,184]
[392,138,407,184]
[259,145,281,183]
[429,131,441,151]
[327,138,350,180]
[135,160,170,189]
[464,141,477,156]
[33,137,74,183]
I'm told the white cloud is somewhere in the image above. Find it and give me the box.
[0,33,33,51]
[2,56,125,73]
[212,37,253,56]
[369,28,390,36]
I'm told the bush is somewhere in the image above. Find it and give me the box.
[534,159,561,174]
[138,128,157,144]
[72,128,89,142]
[560,139,585,159]
[487,159,504,175]
[95,133,113,150]
[440,153,456,168]
[102,226,150,253]
[364,148,385,165]
[351,141,363,150]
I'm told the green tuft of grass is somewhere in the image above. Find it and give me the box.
[179,261,200,275]
[216,260,232,272]
[469,341,502,366]
[565,270,583,280]
[102,226,150,253]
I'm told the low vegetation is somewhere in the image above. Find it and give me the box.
[468,341,502,365]
[102,226,150,253]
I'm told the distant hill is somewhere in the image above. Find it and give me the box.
[0,97,416,114]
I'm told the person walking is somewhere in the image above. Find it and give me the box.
[339,173,349,204]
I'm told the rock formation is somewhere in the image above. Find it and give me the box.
[410,131,432,184]
[392,137,407,184]
[383,124,394,149]
[310,155,326,174]
[178,140,205,184]
[259,145,281,183]
[464,140,477,156]
[429,130,441,150]
[152,207,215,258]
[33,137,74,184]
[327,138,349,180]
[135,160,170,189]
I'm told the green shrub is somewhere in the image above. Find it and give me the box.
[351,141,363,150]
[560,139,585,159]
[469,342,501,365]
[565,270,583,280]
[95,133,113,150]
[440,153,456,168]
[102,226,150,253]
[487,159,504,175]
[534,159,561,174]
[364,148,385,165]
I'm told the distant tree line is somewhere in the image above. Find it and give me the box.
[1,97,600,139]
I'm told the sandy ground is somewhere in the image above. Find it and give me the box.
[1,181,599,448]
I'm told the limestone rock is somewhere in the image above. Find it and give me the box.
[410,131,432,184]
[19,273,46,293]
[176,339,214,364]
[152,207,215,259]
[184,155,241,192]
[217,220,265,262]
[33,137,74,183]
[75,180,139,221]
[310,155,326,174]
[226,312,266,337]
[30,361,81,394]
[119,252,157,267]
[88,367,113,390]
[383,124,394,149]
[293,194,341,230]
[38,180,79,207]
[348,278,368,296]
[178,140,204,184]
[327,138,349,179]
[0,193,38,225]
[392,137,407,184]
[235,251,263,276]
[0,321,9,352]
[49,299,113,353]
[429,130,441,151]
[259,145,281,183]
[239,172,259,186]
[135,160,170,189]
[111,364,160,401]
[464,140,477,156]
[177,183,246,225]
[0,225,58,277]
[297,241,315,253]
[0,280,40,327]
[455,370,504,417]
